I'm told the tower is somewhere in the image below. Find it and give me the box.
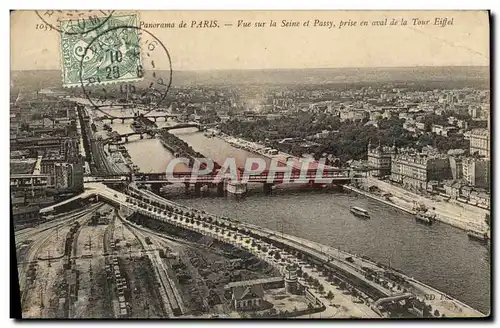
[284,264,299,295]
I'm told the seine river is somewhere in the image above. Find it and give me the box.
[105,116,490,314]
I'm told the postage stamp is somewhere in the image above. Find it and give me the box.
[60,14,142,87]
[80,25,172,113]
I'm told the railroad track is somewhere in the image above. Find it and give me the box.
[120,219,183,317]
[17,204,103,311]
[15,204,102,247]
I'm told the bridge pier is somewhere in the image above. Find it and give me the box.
[263,183,274,195]
[226,181,247,198]
[124,136,129,143]
[216,182,225,197]
[194,183,202,196]
[150,183,161,194]
[140,133,144,139]
[153,117,157,122]
[110,119,114,124]
[121,118,125,123]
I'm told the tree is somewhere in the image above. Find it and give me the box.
[318,284,324,293]
[326,291,334,300]
[434,309,440,317]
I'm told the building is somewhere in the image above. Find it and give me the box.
[415,122,426,131]
[476,191,490,209]
[284,264,299,295]
[390,149,452,191]
[462,157,490,189]
[10,158,37,174]
[54,163,70,190]
[61,138,80,163]
[10,174,52,198]
[448,156,463,180]
[339,109,369,122]
[54,160,84,192]
[231,284,264,311]
[41,155,63,180]
[12,205,40,225]
[443,180,462,199]
[225,277,283,311]
[367,141,396,177]
[469,128,490,159]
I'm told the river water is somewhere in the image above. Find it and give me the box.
[99,113,490,314]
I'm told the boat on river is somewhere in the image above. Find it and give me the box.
[350,206,370,219]
[415,212,436,225]
[467,230,489,243]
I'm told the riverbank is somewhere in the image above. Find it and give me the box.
[344,182,487,235]
[215,131,291,160]
[343,185,416,215]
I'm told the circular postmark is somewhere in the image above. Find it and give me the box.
[78,25,172,116]
[35,10,114,35]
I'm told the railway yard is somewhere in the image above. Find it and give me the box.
[15,202,278,318]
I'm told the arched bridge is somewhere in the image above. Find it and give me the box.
[102,124,205,144]
[98,114,180,124]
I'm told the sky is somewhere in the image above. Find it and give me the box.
[10,10,489,71]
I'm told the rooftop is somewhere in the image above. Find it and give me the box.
[10,159,37,174]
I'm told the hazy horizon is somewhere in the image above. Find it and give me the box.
[10,66,489,91]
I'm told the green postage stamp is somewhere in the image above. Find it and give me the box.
[60,14,143,87]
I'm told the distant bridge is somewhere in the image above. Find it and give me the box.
[102,123,204,144]
[97,114,180,124]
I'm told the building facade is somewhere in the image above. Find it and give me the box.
[462,157,490,189]
[367,142,396,177]
[448,156,463,180]
[54,160,84,192]
[390,150,452,191]
[231,284,265,311]
[469,128,490,159]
